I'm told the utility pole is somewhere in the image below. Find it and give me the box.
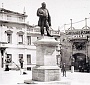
[23,7,26,22]
[70,19,73,58]
[70,19,72,30]
[84,18,88,63]
[86,35,89,63]
[70,19,74,73]
[85,18,87,29]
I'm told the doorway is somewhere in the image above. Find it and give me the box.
[73,53,86,70]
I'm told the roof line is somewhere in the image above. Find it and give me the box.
[0,8,28,17]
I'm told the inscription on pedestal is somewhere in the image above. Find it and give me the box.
[44,47,55,55]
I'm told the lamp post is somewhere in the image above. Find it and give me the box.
[58,27,62,68]
[59,43,62,68]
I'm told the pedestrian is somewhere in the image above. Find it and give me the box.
[62,63,66,77]
[19,57,24,69]
[5,57,11,71]
[37,2,52,37]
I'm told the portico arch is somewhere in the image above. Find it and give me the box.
[72,53,86,70]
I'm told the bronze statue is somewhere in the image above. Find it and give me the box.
[37,2,52,37]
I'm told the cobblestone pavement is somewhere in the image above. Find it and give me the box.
[0,68,90,85]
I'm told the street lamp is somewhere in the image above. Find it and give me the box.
[58,27,62,68]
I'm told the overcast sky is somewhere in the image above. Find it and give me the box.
[0,0,90,31]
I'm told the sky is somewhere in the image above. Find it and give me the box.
[0,0,90,31]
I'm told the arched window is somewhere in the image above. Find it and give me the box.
[5,30,13,43]
[17,31,24,44]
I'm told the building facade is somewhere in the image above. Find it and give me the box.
[0,8,60,70]
[60,27,90,70]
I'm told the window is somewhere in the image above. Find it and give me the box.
[19,17,23,22]
[19,54,23,59]
[27,54,31,65]
[0,14,3,18]
[7,33,12,43]
[17,31,24,44]
[7,15,11,20]
[6,54,12,63]
[18,35,23,44]
[27,36,31,45]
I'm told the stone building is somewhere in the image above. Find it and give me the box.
[0,8,60,70]
[60,27,90,70]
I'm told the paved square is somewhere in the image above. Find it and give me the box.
[0,68,90,85]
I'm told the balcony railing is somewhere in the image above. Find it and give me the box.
[27,27,60,36]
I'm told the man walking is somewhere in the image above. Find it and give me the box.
[62,63,66,77]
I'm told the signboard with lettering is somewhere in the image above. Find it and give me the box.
[66,29,90,39]
[66,29,90,35]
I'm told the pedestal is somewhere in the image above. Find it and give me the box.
[32,36,61,82]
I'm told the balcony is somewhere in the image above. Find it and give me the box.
[27,27,60,36]
[0,19,26,25]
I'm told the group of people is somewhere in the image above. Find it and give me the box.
[5,57,11,71]
[5,56,24,71]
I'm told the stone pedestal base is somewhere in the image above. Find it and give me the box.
[32,66,61,82]
[32,36,61,82]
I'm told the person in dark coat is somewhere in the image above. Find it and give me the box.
[62,63,66,77]
[37,2,52,37]
[19,57,24,69]
[5,57,11,71]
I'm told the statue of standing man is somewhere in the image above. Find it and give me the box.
[37,2,52,37]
